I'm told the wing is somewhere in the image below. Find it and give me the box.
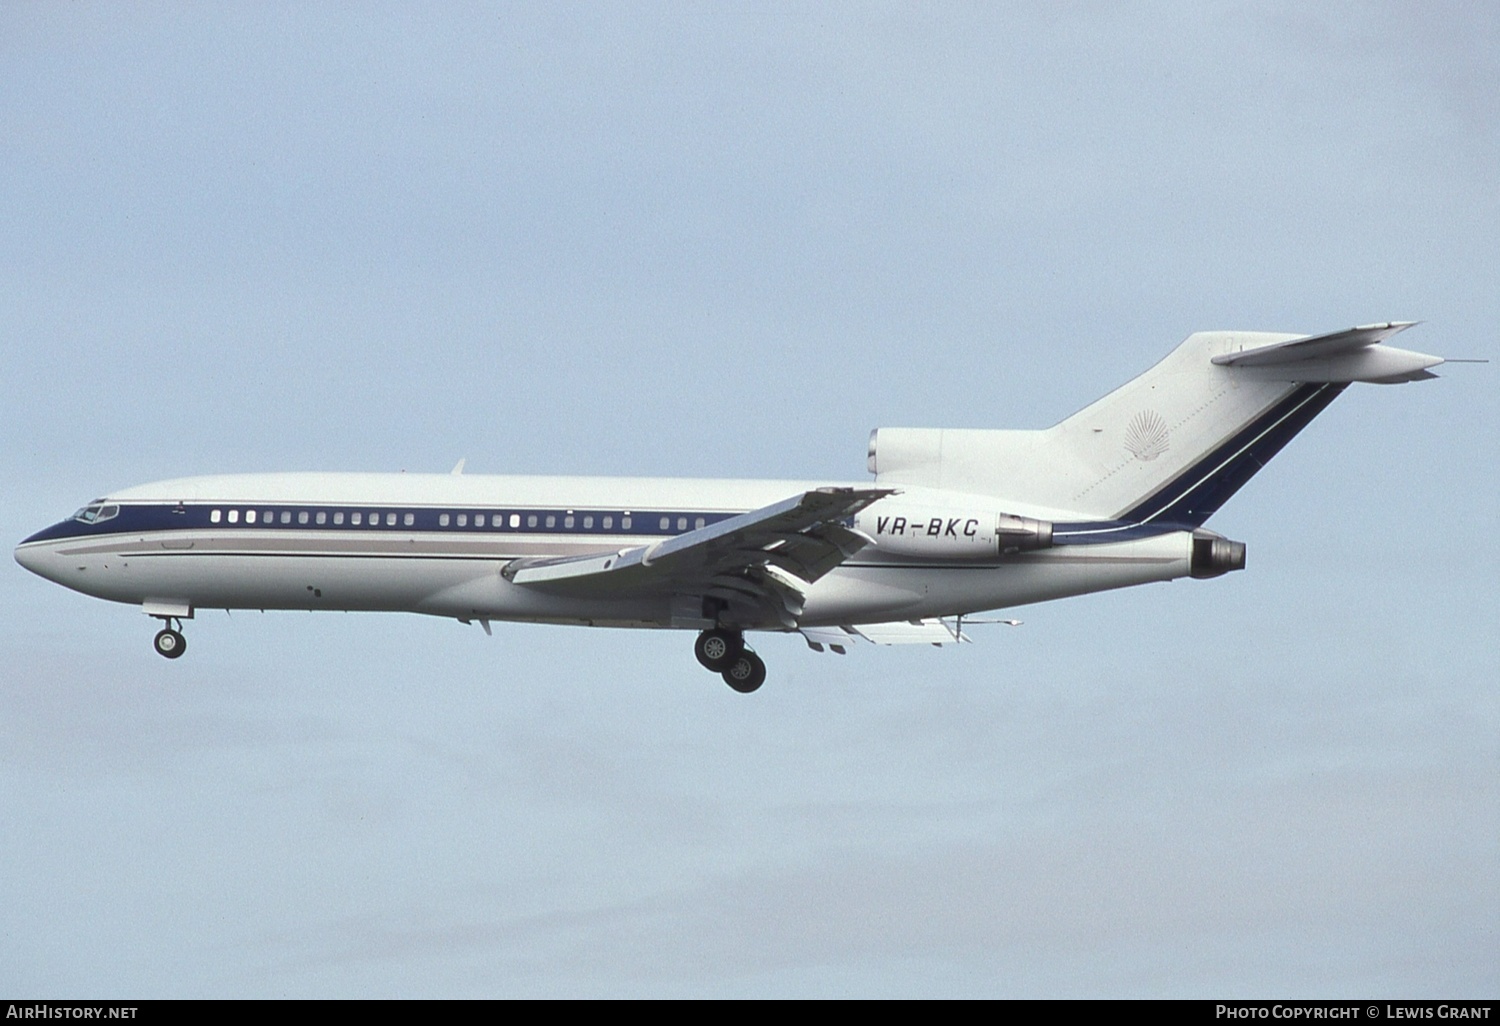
[501,487,892,629]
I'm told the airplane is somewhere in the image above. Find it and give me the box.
[15,321,1447,693]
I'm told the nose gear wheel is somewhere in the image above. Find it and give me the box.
[153,627,186,659]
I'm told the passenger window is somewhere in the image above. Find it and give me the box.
[404,513,414,527]
[278,511,290,524]
[510,514,520,528]
[583,516,593,529]
[334,512,345,525]
[695,517,705,529]
[565,515,574,529]
[368,512,379,525]
[298,511,309,525]
[227,510,239,524]
[659,517,670,531]
[440,513,450,527]
[210,510,221,524]
[262,510,273,523]
[457,513,468,527]
[351,512,362,525]
[545,515,556,529]
[527,515,537,528]
[386,512,396,526]
[246,510,257,524]
[621,516,631,530]
[316,511,327,525]
[677,517,687,531]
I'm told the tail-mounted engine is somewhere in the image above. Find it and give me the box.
[853,504,1053,560]
[1191,529,1247,578]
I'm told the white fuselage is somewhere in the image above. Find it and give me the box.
[15,472,1195,631]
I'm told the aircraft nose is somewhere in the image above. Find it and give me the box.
[15,540,44,575]
[15,535,62,582]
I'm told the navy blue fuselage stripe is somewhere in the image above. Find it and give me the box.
[25,500,1154,549]
[18,506,740,545]
[1050,521,1185,544]
[1117,382,1347,528]
[23,501,1177,550]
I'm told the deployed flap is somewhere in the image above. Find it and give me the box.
[801,618,967,651]
[501,488,891,626]
[853,618,967,645]
[1211,321,1416,366]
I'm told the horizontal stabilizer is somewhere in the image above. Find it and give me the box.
[1212,322,1442,383]
[1211,321,1417,366]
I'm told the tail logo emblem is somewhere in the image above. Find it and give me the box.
[1125,410,1170,462]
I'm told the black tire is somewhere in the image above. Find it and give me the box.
[694,629,743,672]
[153,628,186,660]
[721,649,766,693]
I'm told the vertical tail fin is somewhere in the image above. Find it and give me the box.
[868,324,1442,525]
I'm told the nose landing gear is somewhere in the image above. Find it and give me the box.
[694,629,766,693]
[152,619,187,659]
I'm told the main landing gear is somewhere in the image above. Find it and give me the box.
[694,628,766,693]
[153,619,187,659]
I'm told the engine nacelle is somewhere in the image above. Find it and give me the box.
[1190,529,1246,578]
[853,504,1053,560]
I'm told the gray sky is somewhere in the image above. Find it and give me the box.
[2,2,1495,997]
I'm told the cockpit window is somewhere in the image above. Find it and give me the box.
[71,502,120,525]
